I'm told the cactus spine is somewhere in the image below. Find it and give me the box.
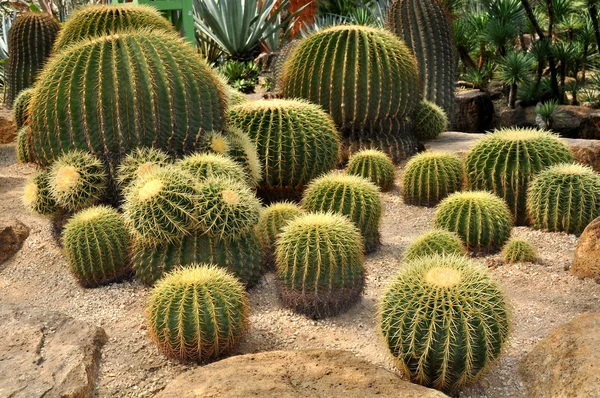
[14,87,34,129]
[23,170,59,215]
[346,150,396,191]
[16,127,33,164]
[257,202,305,268]
[404,230,466,261]
[178,153,248,184]
[115,147,172,194]
[414,100,448,141]
[501,238,537,263]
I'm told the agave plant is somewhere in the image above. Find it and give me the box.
[498,51,534,107]
[535,100,565,130]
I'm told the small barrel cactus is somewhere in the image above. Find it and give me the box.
[49,150,108,212]
[14,87,35,129]
[123,167,199,244]
[228,99,340,198]
[414,100,448,141]
[62,206,131,287]
[404,229,466,261]
[466,128,573,225]
[379,254,510,394]
[22,171,59,215]
[434,191,513,252]
[402,151,464,207]
[115,148,171,193]
[527,163,600,234]
[275,212,365,319]
[256,202,305,268]
[146,264,249,362]
[302,172,383,253]
[346,150,396,191]
[502,238,537,263]
[178,153,247,183]
[16,127,33,164]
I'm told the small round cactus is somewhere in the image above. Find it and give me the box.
[123,167,199,244]
[434,191,514,252]
[146,264,249,362]
[116,147,171,193]
[404,229,466,261]
[14,87,34,129]
[379,254,510,394]
[256,202,305,268]
[16,127,32,164]
[178,152,248,183]
[502,238,537,263]
[62,206,131,287]
[48,150,108,212]
[402,151,464,207]
[527,163,600,234]
[346,149,396,191]
[22,170,59,215]
[414,100,448,141]
[275,212,365,319]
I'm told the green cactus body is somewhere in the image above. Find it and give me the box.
[62,206,131,287]
[49,151,108,212]
[178,153,248,184]
[434,191,513,252]
[123,167,199,244]
[14,87,34,129]
[228,99,340,198]
[7,12,60,107]
[146,264,249,362]
[387,0,458,119]
[402,151,464,207]
[16,127,33,164]
[53,4,175,51]
[29,30,227,167]
[22,171,59,215]
[414,100,448,141]
[302,172,382,253]
[501,238,537,263]
[466,128,574,225]
[256,202,305,268]
[275,212,365,319]
[404,230,466,261]
[115,147,172,194]
[527,163,600,234]
[379,254,510,394]
[346,150,396,191]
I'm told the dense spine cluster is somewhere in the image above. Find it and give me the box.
[14,87,35,129]
[414,100,448,141]
[256,202,305,268]
[501,238,537,263]
[346,150,396,191]
[404,229,466,261]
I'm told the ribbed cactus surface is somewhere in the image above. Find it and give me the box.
[257,202,305,268]
[387,0,458,119]
[379,254,510,394]
[14,87,34,129]
[404,229,466,261]
[115,147,172,194]
[16,127,32,164]
[178,153,248,184]
[7,12,60,107]
[502,238,537,263]
[414,100,448,141]
[22,171,59,215]
[346,150,396,191]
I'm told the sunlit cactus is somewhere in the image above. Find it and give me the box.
[178,153,248,184]
[346,150,396,191]
[256,201,305,268]
[414,100,448,141]
[14,87,34,129]
[501,238,537,263]
[22,170,59,215]
[404,229,466,261]
[16,127,33,164]
[115,147,171,193]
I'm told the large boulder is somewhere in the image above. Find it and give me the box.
[0,217,29,265]
[520,313,600,398]
[453,90,495,133]
[156,350,448,398]
[0,110,16,143]
[552,106,600,139]
[496,105,537,129]
[0,303,107,398]
[570,141,600,173]
[572,217,600,279]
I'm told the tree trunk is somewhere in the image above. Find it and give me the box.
[458,45,477,70]
[478,42,486,71]
[545,0,562,102]
[589,3,600,54]
[509,83,518,108]
[582,44,588,83]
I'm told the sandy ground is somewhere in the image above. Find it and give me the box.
[1,140,600,398]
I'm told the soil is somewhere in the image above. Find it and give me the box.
[1,139,600,398]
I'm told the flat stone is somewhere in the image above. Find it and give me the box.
[156,350,448,398]
[572,217,600,279]
[0,217,29,265]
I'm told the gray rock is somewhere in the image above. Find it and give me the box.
[496,106,537,129]
[552,106,600,139]
[0,217,29,265]
[453,90,495,133]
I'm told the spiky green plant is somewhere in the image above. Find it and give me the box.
[379,254,510,394]
[387,0,457,119]
[16,127,32,164]
[22,171,59,215]
[123,167,199,244]
[146,264,249,362]
[466,128,573,225]
[302,172,383,253]
[414,100,448,141]
[178,153,248,184]
[115,147,172,193]
[527,164,600,234]
[28,30,226,167]
[132,229,264,286]
[53,4,175,51]
[501,238,537,263]
[256,202,305,268]
[346,150,396,191]
[404,230,466,261]
[275,212,365,319]
[434,191,513,252]
[48,150,108,212]
[228,99,340,198]
[6,12,60,107]
[62,206,131,287]
[14,87,34,129]
[402,151,464,207]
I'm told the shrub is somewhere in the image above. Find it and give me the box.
[256,202,305,268]
[403,230,466,261]
[501,238,537,263]
[22,171,59,215]
[346,149,395,191]
[414,100,448,141]
[218,60,259,94]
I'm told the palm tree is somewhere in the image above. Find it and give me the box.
[499,51,534,107]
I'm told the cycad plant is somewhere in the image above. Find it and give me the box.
[498,51,534,108]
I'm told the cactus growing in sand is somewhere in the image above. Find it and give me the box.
[256,202,305,268]
[404,230,466,261]
[346,150,396,191]
[414,100,448,141]
[501,238,537,263]
[14,88,34,129]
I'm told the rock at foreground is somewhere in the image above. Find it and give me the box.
[156,350,448,398]
[572,217,600,280]
[520,313,600,398]
[0,303,107,398]
[0,217,29,265]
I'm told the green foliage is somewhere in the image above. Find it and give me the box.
[402,151,464,207]
[302,172,382,253]
[275,212,365,319]
[414,100,448,141]
[146,264,249,362]
[346,149,396,191]
[16,127,32,164]
[178,153,248,184]
[501,238,537,263]
[527,163,600,234]
[535,100,565,129]
[49,150,108,212]
[14,87,34,129]
[7,12,60,107]
[256,202,305,268]
[465,128,574,225]
[115,148,172,194]
[379,254,510,394]
[62,206,131,287]
[218,60,259,94]
[22,170,59,215]
[404,230,466,261]
[229,99,340,197]
[434,191,514,252]
[498,51,533,86]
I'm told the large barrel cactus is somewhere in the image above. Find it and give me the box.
[387,0,458,119]
[29,30,227,168]
[6,12,60,107]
